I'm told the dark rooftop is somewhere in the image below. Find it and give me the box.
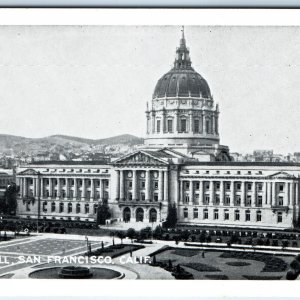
[29,160,109,166]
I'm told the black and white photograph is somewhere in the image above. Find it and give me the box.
[0,23,299,281]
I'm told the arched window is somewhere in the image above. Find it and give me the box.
[85,204,89,214]
[256,210,262,222]
[183,207,188,218]
[245,210,251,221]
[235,210,240,221]
[193,208,198,219]
[51,202,55,213]
[224,209,229,220]
[42,201,47,212]
[93,204,98,214]
[59,202,64,213]
[214,209,219,220]
[68,202,72,213]
[180,118,187,132]
[76,203,81,214]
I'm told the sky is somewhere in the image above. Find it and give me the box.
[0,25,299,154]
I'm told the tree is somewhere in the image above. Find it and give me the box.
[116,231,125,244]
[96,200,111,225]
[126,228,136,241]
[0,182,19,215]
[163,203,177,228]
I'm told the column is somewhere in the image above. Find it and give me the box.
[163,170,168,202]
[49,178,53,198]
[241,181,245,206]
[82,178,86,199]
[33,178,36,197]
[23,178,27,197]
[100,179,104,200]
[145,170,151,201]
[200,181,204,205]
[115,171,120,200]
[284,182,289,206]
[120,171,125,200]
[162,112,166,133]
[295,182,299,206]
[132,170,137,200]
[20,178,23,197]
[262,181,267,205]
[158,170,163,202]
[66,178,69,199]
[267,181,271,205]
[252,182,256,207]
[212,114,216,135]
[41,178,44,198]
[57,178,61,198]
[209,181,214,205]
[91,179,95,199]
[189,111,193,133]
[290,182,294,206]
[230,181,234,206]
[220,180,224,205]
[189,180,193,204]
[151,112,155,134]
[179,180,183,204]
[36,178,40,198]
[174,110,178,133]
[271,181,276,206]
[203,112,206,134]
[74,178,77,199]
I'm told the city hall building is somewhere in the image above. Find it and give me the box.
[15,30,300,229]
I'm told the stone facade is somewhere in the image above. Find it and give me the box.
[14,29,300,230]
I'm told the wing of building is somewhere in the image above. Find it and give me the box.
[16,29,300,230]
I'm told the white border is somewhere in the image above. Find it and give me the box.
[0,8,299,298]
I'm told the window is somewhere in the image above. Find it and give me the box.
[141,193,145,201]
[205,182,210,190]
[94,204,98,214]
[277,212,283,223]
[256,210,262,222]
[183,208,188,218]
[194,119,200,133]
[203,209,208,219]
[235,210,240,221]
[245,210,251,221]
[157,120,161,133]
[68,203,72,213]
[193,208,198,219]
[76,203,81,214]
[206,120,210,134]
[128,193,132,201]
[167,119,173,132]
[51,202,55,212]
[214,209,219,220]
[235,195,241,206]
[195,182,200,190]
[154,181,158,190]
[42,201,47,212]
[247,183,252,191]
[128,181,132,189]
[86,191,91,200]
[215,182,220,190]
[85,204,89,214]
[257,196,262,207]
[184,181,190,189]
[224,196,230,205]
[184,194,190,203]
[215,194,220,205]
[278,196,284,206]
[141,181,145,189]
[224,210,229,220]
[236,183,241,190]
[154,193,158,202]
[279,184,284,192]
[258,183,263,191]
[180,119,187,132]
[246,195,252,206]
[59,203,64,213]
[204,195,210,205]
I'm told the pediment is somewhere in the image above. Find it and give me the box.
[268,171,295,179]
[18,169,40,176]
[113,151,168,166]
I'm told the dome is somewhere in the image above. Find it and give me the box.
[152,27,211,99]
[153,69,211,99]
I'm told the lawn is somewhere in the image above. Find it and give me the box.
[151,247,294,280]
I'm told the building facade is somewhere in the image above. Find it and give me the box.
[15,29,300,229]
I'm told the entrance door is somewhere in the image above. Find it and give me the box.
[123,207,131,222]
[136,208,144,222]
